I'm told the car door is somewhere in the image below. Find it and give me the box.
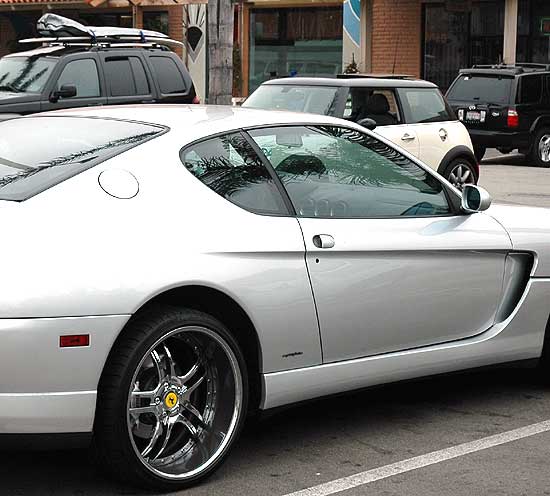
[396,87,463,170]
[343,87,420,158]
[247,124,511,363]
[99,53,156,105]
[41,55,106,111]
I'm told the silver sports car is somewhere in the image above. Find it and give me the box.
[0,105,549,490]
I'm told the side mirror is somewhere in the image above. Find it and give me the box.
[461,184,492,213]
[357,118,377,130]
[50,84,77,103]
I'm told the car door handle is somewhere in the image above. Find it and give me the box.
[312,234,335,249]
[401,134,415,142]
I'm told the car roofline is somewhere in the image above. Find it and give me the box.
[260,76,438,89]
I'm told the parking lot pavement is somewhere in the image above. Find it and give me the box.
[3,150,550,496]
[480,149,550,208]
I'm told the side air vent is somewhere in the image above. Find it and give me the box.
[494,252,534,323]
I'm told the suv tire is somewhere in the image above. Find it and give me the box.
[530,127,550,167]
[94,306,248,491]
[473,146,486,162]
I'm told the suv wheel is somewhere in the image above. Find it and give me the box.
[94,306,248,491]
[473,146,486,162]
[442,158,478,190]
[531,128,550,167]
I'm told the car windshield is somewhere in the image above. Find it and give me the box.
[0,56,57,94]
[0,116,166,201]
[244,85,339,115]
[446,75,513,104]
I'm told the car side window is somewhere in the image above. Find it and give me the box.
[518,75,543,104]
[105,57,150,97]
[343,88,401,126]
[398,88,453,123]
[248,126,451,218]
[180,132,288,215]
[56,59,100,98]
[150,56,186,94]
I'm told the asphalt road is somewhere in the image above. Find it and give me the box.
[4,150,550,496]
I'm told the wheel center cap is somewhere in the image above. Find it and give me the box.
[164,391,179,409]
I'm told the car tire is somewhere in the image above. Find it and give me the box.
[441,158,478,190]
[93,306,248,491]
[530,128,550,167]
[474,146,486,162]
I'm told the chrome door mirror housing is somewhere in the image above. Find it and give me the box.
[461,184,492,213]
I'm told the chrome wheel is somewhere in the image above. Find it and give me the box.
[539,134,550,163]
[448,162,475,190]
[127,325,243,480]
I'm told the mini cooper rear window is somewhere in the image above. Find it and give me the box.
[0,116,165,201]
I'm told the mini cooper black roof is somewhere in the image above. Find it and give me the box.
[261,75,438,89]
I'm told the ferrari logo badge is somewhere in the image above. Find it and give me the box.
[164,392,178,409]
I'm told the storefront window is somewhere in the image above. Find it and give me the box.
[143,11,169,36]
[517,0,550,64]
[424,1,506,90]
[249,7,342,93]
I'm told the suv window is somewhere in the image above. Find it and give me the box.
[398,88,453,124]
[446,75,512,104]
[180,133,288,215]
[518,75,543,104]
[244,85,340,115]
[343,88,401,125]
[248,126,450,218]
[105,57,150,97]
[150,56,186,94]
[57,59,100,98]
[0,116,164,201]
[0,56,56,93]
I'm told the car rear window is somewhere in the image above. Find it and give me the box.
[244,85,340,115]
[447,75,513,104]
[0,116,166,201]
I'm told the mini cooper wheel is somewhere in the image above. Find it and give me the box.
[442,159,477,190]
[531,128,550,168]
[94,307,248,491]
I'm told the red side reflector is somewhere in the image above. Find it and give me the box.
[60,334,90,348]
[507,110,519,128]
[192,96,200,104]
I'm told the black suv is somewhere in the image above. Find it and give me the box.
[0,44,197,117]
[446,64,550,166]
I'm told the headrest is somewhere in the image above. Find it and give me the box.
[367,93,390,114]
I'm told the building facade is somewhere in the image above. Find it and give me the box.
[238,0,550,96]
[348,0,550,91]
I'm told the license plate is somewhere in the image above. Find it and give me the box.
[466,110,482,121]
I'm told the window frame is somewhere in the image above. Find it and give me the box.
[244,123,462,219]
[179,123,464,220]
[178,130,293,217]
[517,74,544,105]
[396,87,456,124]
[55,57,101,100]
[341,87,404,126]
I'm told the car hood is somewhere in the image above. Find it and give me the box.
[488,202,550,276]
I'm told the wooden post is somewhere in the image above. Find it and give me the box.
[207,0,234,104]
[503,0,518,64]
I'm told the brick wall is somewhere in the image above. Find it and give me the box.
[167,6,183,59]
[370,0,422,77]
[0,15,16,58]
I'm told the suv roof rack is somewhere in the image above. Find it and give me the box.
[468,63,550,74]
[19,13,183,49]
[337,73,415,80]
[19,37,181,49]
